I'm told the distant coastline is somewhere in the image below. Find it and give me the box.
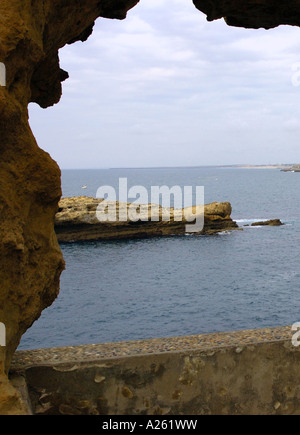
[231,164,293,170]
[61,164,297,171]
[105,164,296,170]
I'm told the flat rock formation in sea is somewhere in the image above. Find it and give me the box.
[251,219,284,227]
[55,197,239,242]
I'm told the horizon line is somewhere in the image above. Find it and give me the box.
[60,163,295,170]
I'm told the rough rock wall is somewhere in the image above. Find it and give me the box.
[0,0,139,414]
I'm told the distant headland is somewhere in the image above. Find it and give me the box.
[280,164,300,172]
[220,164,294,170]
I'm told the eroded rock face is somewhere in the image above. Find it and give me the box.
[0,0,139,414]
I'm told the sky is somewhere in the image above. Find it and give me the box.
[29,0,300,169]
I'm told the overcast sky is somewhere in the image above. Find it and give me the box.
[29,0,300,169]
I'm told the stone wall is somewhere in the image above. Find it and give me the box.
[10,326,300,415]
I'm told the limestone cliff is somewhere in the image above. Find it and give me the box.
[55,197,238,242]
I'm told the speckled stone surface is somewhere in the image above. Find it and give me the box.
[11,326,293,370]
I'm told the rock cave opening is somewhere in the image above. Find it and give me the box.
[1,0,300,415]
[19,0,300,351]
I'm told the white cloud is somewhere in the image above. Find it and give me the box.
[29,0,300,168]
[284,117,300,130]
[123,15,154,33]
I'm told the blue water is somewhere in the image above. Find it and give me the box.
[19,167,300,350]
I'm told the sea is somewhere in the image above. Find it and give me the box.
[19,167,300,350]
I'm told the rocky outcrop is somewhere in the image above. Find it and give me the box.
[251,219,284,227]
[55,197,239,242]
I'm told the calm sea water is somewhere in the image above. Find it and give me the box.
[19,167,300,350]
